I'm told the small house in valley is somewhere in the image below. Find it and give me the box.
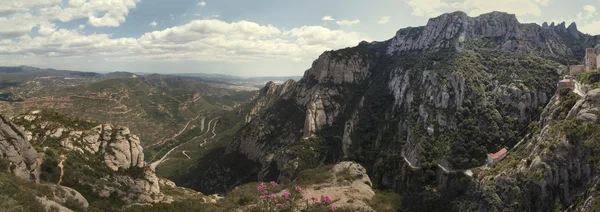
[487,148,507,166]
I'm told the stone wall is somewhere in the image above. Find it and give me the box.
[585,48,598,71]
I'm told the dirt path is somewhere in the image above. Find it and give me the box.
[200,117,206,132]
[401,150,420,169]
[153,115,201,147]
[211,119,219,138]
[57,155,66,185]
[182,151,191,159]
[150,143,185,169]
[200,118,219,148]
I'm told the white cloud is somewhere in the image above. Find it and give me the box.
[0,0,61,17]
[578,5,597,20]
[68,0,86,7]
[406,0,450,17]
[451,0,542,17]
[584,5,596,13]
[149,21,157,27]
[336,19,360,27]
[0,13,50,39]
[0,19,368,63]
[17,0,141,28]
[406,0,542,18]
[533,0,549,6]
[78,24,85,30]
[322,16,334,21]
[378,16,390,24]
[580,21,600,35]
[198,1,207,7]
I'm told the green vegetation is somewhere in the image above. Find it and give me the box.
[580,69,600,85]
[557,88,581,120]
[367,191,402,212]
[0,172,52,212]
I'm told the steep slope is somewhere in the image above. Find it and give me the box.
[179,11,600,198]
[0,115,39,180]
[444,88,600,211]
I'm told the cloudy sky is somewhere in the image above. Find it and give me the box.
[2,0,600,76]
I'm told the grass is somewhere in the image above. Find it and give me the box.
[0,172,52,212]
[367,191,402,212]
[293,165,334,187]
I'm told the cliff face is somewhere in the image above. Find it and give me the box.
[183,11,599,206]
[444,88,600,212]
[0,115,39,180]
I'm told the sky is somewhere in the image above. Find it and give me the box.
[1,0,600,76]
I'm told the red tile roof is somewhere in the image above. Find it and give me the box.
[487,148,507,159]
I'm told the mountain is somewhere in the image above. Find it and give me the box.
[174,11,600,211]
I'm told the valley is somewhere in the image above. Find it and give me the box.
[2,10,600,212]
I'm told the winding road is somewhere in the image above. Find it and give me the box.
[150,117,219,169]
[153,115,201,147]
[182,151,191,159]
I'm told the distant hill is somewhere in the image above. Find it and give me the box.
[1,74,256,153]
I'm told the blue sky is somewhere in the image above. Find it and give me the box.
[1,0,600,76]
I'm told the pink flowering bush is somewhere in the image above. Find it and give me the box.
[256,182,337,212]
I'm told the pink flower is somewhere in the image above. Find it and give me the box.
[282,191,291,199]
[270,181,278,187]
[268,194,277,199]
[259,195,266,199]
[331,205,337,211]
[295,185,303,192]
[321,195,333,204]
[258,183,267,193]
[311,196,318,202]
[275,203,286,208]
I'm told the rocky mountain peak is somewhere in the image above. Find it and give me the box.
[386,11,523,54]
[261,81,278,94]
[567,22,582,38]
[542,22,549,28]
[555,21,568,33]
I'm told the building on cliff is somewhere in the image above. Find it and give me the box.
[559,79,575,89]
[487,148,507,166]
[585,48,600,72]
[570,65,585,75]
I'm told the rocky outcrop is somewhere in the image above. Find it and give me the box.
[99,168,162,203]
[49,123,146,172]
[13,111,166,204]
[386,11,591,59]
[297,162,376,211]
[567,88,600,122]
[245,80,296,123]
[0,115,39,180]
[303,95,327,138]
